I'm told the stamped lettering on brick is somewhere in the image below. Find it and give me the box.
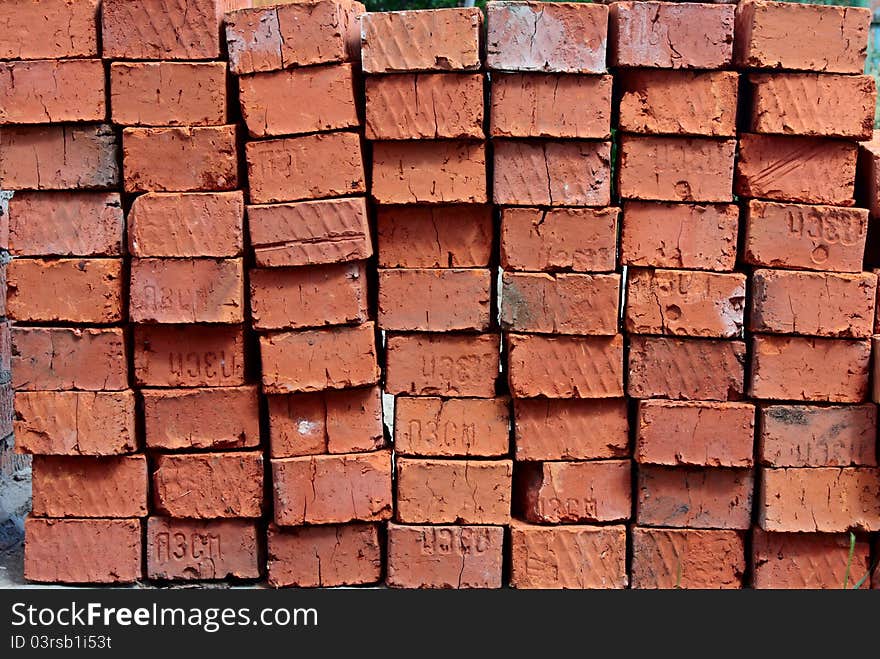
[168,350,239,383]
[155,530,221,564]
[419,527,494,556]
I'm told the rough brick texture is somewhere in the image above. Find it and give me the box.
[394,397,509,458]
[147,518,259,581]
[133,325,246,388]
[752,530,872,589]
[0,0,99,60]
[631,527,745,589]
[0,59,105,124]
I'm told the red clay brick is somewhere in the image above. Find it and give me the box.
[637,465,753,529]
[268,386,384,457]
[618,70,738,137]
[746,73,875,141]
[858,132,880,217]
[268,523,382,588]
[394,397,509,458]
[225,1,363,75]
[626,269,746,338]
[517,460,631,524]
[501,272,620,335]
[500,207,618,273]
[7,258,122,324]
[750,270,876,338]
[620,202,738,271]
[143,386,260,452]
[486,1,607,73]
[260,324,379,394]
[361,7,482,73]
[0,321,9,382]
[0,124,118,190]
[0,59,104,124]
[147,517,259,581]
[758,404,877,468]
[490,73,611,138]
[372,141,486,204]
[759,467,880,532]
[618,136,735,203]
[11,327,127,392]
[272,450,392,525]
[110,61,227,127]
[14,391,136,455]
[248,197,371,267]
[631,527,744,589]
[396,457,512,524]
[735,0,870,73]
[514,398,629,461]
[385,333,499,398]
[610,2,735,69]
[510,523,627,589]
[507,333,624,399]
[628,336,746,401]
[752,530,872,589]
[377,205,493,268]
[32,454,147,517]
[247,132,364,204]
[0,0,99,60]
[102,0,252,60]
[130,258,244,324]
[379,268,491,332]
[153,451,264,519]
[8,192,123,257]
[366,73,484,140]
[129,192,244,258]
[123,126,238,193]
[742,200,868,273]
[133,324,246,388]
[750,335,870,403]
[250,263,368,330]
[493,139,611,206]
[386,523,504,589]
[736,133,857,206]
[240,64,358,138]
[24,518,141,584]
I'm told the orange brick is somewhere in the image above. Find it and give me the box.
[366,73,484,140]
[396,457,512,524]
[514,398,629,461]
[507,333,624,398]
[493,139,611,206]
[0,0,99,60]
[500,206,618,272]
[129,258,244,324]
[110,61,227,127]
[752,530,872,589]
[385,333,499,398]
[250,263,368,331]
[501,272,620,335]
[143,386,260,452]
[372,141,486,205]
[378,268,491,332]
[147,518,259,581]
[858,133,880,218]
[7,258,122,324]
[272,450,392,525]
[0,59,104,124]
[268,386,384,457]
[123,126,238,193]
[260,323,379,394]
[240,64,358,138]
[631,527,744,589]
[394,397,509,458]
[246,132,365,204]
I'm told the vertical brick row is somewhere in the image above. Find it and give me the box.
[613,0,750,589]
[226,0,389,588]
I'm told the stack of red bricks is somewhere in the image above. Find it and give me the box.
[486,2,629,589]
[226,0,391,587]
[614,1,753,589]
[736,0,880,588]
[363,7,511,589]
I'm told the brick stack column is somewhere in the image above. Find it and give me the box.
[361,7,509,589]
[225,0,391,588]
[483,1,628,590]
[735,0,880,589]
[611,1,752,589]
[1,0,143,584]
[103,0,263,584]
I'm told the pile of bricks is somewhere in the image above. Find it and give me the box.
[2,0,880,589]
